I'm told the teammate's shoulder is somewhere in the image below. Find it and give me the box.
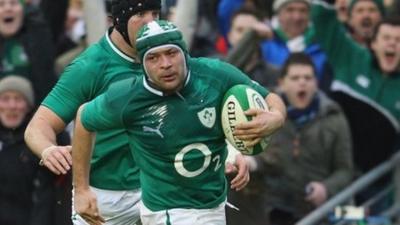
[102,77,138,106]
[63,43,110,73]
[79,43,110,62]
[107,77,137,93]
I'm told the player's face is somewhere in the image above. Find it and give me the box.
[371,24,400,74]
[0,0,23,38]
[127,10,159,47]
[279,64,317,109]
[349,0,381,40]
[278,1,309,39]
[144,46,186,94]
[0,90,30,129]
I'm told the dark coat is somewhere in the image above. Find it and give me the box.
[20,6,58,105]
[260,92,354,219]
[0,6,58,106]
[0,119,54,225]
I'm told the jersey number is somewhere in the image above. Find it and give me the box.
[174,143,222,178]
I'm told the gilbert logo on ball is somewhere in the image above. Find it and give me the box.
[221,84,270,155]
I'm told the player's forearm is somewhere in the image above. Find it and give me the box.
[72,105,94,190]
[24,106,65,158]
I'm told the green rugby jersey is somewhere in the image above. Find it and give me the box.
[42,32,141,190]
[82,57,269,211]
[312,3,400,131]
[0,39,30,78]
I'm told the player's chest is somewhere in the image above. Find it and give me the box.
[128,92,224,143]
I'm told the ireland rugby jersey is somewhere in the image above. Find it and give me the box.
[42,32,141,190]
[82,57,269,210]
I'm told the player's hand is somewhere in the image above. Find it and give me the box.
[74,188,105,225]
[234,108,284,147]
[40,145,72,175]
[305,182,328,206]
[228,154,250,191]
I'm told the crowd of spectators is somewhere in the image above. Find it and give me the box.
[0,0,399,224]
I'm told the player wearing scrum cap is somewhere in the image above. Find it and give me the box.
[24,0,160,224]
[73,20,286,225]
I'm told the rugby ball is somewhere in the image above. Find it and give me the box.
[221,84,270,155]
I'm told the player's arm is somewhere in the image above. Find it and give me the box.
[225,142,250,191]
[25,60,97,175]
[73,92,123,224]
[234,92,286,147]
[25,106,72,175]
[72,104,105,225]
[214,59,286,145]
[311,0,365,69]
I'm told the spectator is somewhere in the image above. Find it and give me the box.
[335,0,350,23]
[246,53,353,225]
[261,0,331,89]
[217,0,271,38]
[54,2,90,76]
[347,0,385,46]
[55,3,84,57]
[216,0,272,55]
[0,0,57,105]
[185,0,221,57]
[0,75,54,225]
[38,0,69,48]
[312,0,400,212]
[226,7,279,89]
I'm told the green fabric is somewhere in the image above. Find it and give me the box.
[136,20,187,61]
[42,33,141,190]
[349,0,385,16]
[0,39,30,78]
[311,2,400,127]
[82,57,269,210]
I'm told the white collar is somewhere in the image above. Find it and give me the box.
[105,31,135,63]
[143,71,191,96]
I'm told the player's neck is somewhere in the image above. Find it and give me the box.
[110,29,140,61]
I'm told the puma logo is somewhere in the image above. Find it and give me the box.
[143,123,164,138]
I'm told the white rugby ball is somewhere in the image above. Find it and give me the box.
[221,84,270,155]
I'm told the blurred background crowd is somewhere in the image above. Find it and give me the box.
[0,0,399,224]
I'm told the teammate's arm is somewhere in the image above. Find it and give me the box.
[72,104,105,225]
[24,106,72,175]
[234,92,286,147]
[229,154,250,191]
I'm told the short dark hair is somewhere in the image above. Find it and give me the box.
[230,7,264,28]
[280,52,316,77]
[371,16,400,41]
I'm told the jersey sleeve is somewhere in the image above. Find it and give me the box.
[81,93,124,132]
[216,59,269,97]
[81,78,133,132]
[42,59,101,124]
[311,1,368,80]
